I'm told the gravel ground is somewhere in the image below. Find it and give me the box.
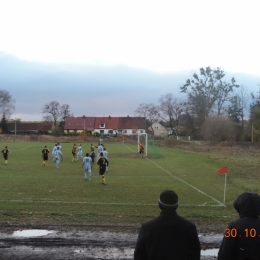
[0,224,225,259]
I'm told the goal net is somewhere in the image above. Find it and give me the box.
[138,134,164,158]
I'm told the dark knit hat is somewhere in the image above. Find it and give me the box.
[158,190,179,210]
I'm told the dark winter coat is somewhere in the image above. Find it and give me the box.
[134,210,201,260]
[218,192,260,260]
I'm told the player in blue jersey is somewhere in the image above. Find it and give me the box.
[52,144,57,162]
[97,143,103,158]
[82,153,92,180]
[57,142,63,161]
[53,147,62,168]
[77,144,83,160]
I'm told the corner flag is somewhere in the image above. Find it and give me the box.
[217,166,227,205]
[218,166,227,174]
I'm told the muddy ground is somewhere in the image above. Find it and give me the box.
[0,223,225,259]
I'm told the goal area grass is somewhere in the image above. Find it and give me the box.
[0,141,258,226]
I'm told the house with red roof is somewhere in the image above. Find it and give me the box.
[94,116,120,136]
[118,116,146,135]
[63,117,95,134]
[64,116,146,136]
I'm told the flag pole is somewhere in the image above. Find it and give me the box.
[223,172,227,205]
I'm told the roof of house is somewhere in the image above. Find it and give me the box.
[63,116,146,131]
[94,116,120,130]
[64,117,96,131]
[7,123,53,132]
[118,117,146,129]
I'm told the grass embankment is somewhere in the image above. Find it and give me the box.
[0,140,259,228]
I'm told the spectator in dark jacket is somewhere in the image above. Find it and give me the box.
[134,190,201,260]
[218,192,260,260]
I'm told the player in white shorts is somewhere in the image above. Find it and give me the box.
[82,153,92,180]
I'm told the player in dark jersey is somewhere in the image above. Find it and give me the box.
[90,148,95,170]
[42,145,49,167]
[71,143,77,163]
[1,146,10,165]
[97,152,109,185]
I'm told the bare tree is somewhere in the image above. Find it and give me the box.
[0,89,15,118]
[158,94,183,136]
[135,103,159,135]
[249,107,260,142]
[180,101,196,136]
[42,101,72,126]
[60,104,72,126]
[227,86,248,128]
[239,86,249,130]
[216,78,239,116]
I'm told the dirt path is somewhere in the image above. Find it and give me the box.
[0,224,225,259]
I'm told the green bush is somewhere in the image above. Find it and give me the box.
[164,137,178,147]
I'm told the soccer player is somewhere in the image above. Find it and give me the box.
[53,147,62,168]
[42,145,49,167]
[97,143,103,158]
[90,144,94,152]
[1,146,10,165]
[57,142,63,161]
[102,147,109,172]
[97,152,109,185]
[90,148,95,170]
[52,143,57,162]
[71,143,77,163]
[139,143,145,157]
[77,144,83,160]
[82,153,92,181]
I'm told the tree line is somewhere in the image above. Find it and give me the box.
[135,66,260,142]
[0,89,72,133]
[1,66,260,141]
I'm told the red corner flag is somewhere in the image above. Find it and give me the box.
[218,166,227,174]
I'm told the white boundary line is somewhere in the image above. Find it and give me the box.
[124,143,225,207]
[0,199,223,207]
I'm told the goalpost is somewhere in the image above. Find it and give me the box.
[138,133,148,157]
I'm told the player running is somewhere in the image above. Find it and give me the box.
[1,146,10,165]
[97,152,109,185]
[71,143,77,163]
[52,144,57,162]
[53,147,62,168]
[42,145,49,167]
[82,153,92,181]
[102,147,109,172]
[57,143,63,161]
[90,147,95,170]
[96,143,103,158]
[77,144,83,160]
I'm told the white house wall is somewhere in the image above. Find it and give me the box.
[94,129,145,135]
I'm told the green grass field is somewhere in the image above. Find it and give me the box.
[0,140,259,227]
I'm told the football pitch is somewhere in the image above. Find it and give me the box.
[0,141,257,226]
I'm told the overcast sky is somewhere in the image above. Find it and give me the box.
[0,0,260,121]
